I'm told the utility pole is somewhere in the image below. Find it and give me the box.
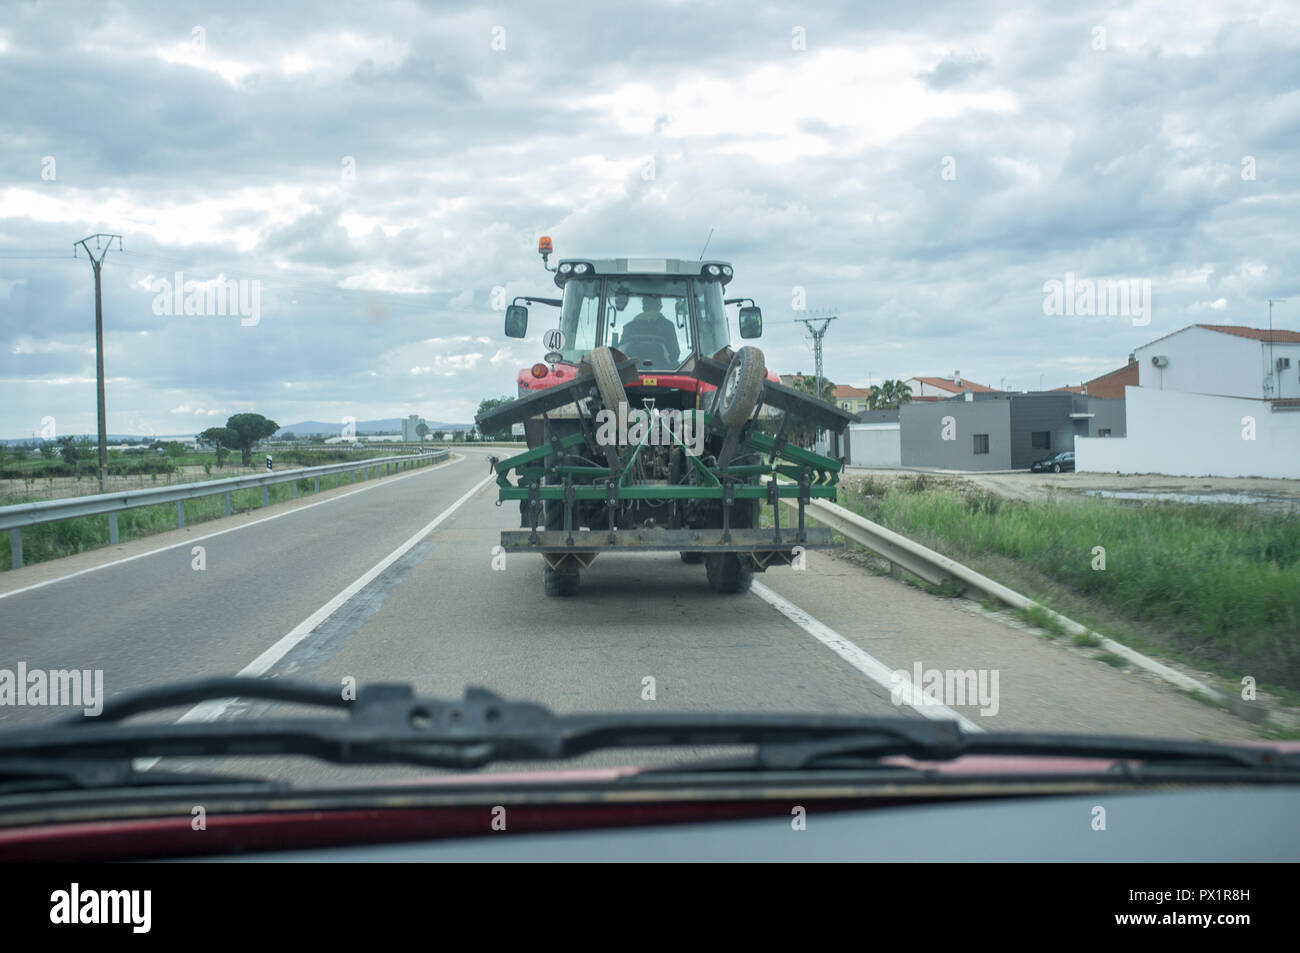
[793,310,837,403]
[74,233,122,492]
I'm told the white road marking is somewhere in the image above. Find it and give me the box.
[0,454,463,600]
[750,581,985,733]
[136,470,498,770]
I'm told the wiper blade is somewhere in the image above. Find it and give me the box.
[0,678,1293,788]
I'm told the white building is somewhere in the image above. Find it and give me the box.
[1076,324,1300,478]
[401,414,425,441]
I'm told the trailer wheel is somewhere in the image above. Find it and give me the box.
[544,564,580,597]
[706,553,752,593]
[717,346,766,429]
[590,346,627,422]
[680,551,705,564]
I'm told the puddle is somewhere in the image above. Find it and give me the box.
[1080,489,1294,508]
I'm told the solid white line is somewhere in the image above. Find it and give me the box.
[750,581,985,733]
[158,470,498,736]
[0,454,464,601]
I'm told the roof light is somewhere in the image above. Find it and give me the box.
[538,236,553,255]
[573,262,590,274]
[531,363,548,379]
[558,262,573,274]
[705,264,720,276]
[721,265,732,277]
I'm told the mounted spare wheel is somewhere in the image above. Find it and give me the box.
[587,346,627,470]
[589,346,627,420]
[717,346,766,428]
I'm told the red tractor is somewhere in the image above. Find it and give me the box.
[476,239,856,596]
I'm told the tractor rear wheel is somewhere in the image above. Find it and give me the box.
[706,553,752,593]
[544,563,580,597]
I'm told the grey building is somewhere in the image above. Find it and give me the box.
[900,392,1125,471]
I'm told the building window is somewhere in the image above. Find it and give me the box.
[1031,431,1051,450]
[973,434,989,455]
[1098,428,1111,437]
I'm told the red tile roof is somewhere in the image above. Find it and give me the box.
[1083,361,1139,399]
[833,385,871,399]
[1196,324,1300,343]
[906,376,998,393]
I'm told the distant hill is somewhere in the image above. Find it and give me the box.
[273,419,471,437]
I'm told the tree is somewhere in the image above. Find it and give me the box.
[199,426,240,468]
[279,431,297,443]
[164,441,186,460]
[790,373,836,404]
[433,430,447,442]
[224,413,280,466]
[475,396,515,441]
[39,442,57,460]
[57,436,82,464]
[868,380,913,410]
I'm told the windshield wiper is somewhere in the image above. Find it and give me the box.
[0,677,1294,790]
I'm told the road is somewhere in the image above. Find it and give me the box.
[0,449,1256,786]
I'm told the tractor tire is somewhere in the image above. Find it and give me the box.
[680,551,705,564]
[717,346,766,429]
[590,346,627,420]
[706,553,752,593]
[544,564,580,597]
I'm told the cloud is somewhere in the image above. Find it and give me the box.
[2,0,1300,435]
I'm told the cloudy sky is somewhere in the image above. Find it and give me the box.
[2,0,1298,437]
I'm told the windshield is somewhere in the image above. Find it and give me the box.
[556,277,601,363]
[602,276,691,369]
[5,1,1299,866]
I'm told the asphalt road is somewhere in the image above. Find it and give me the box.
[0,448,1256,786]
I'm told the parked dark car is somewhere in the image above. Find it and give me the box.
[1030,450,1075,473]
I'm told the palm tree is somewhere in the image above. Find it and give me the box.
[870,380,913,410]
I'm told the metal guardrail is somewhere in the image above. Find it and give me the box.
[786,497,1228,704]
[2,450,449,570]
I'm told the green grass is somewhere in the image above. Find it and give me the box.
[1015,603,1068,637]
[841,482,1300,691]
[1095,652,1128,668]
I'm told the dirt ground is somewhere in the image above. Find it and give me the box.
[844,468,1300,512]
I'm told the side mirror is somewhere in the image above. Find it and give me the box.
[505,304,529,338]
[738,305,763,339]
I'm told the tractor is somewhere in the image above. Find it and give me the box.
[475,238,857,596]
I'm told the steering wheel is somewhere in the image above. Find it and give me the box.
[617,333,675,368]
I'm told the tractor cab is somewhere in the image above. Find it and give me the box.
[506,241,764,385]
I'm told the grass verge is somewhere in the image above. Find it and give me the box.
[840,478,1300,693]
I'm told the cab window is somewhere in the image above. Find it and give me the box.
[602,277,691,369]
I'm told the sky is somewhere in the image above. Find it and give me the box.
[2,0,1298,438]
